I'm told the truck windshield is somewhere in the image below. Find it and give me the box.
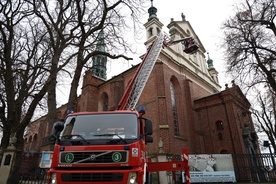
[60,113,138,141]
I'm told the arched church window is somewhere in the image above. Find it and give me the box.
[32,134,38,150]
[170,80,179,135]
[157,28,160,35]
[98,92,108,111]
[148,27,153,37]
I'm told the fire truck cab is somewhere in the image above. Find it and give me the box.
[48,110,153,184]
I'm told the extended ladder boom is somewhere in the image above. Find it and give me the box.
[118,33,199,111]
[118,33,165,110]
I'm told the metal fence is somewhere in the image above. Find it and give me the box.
[233,153,276,182]
[19,171,47,184]
[19,152,48,184]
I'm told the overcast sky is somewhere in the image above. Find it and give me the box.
[106,0,242,83]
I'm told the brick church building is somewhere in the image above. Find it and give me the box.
[24,2,259,157]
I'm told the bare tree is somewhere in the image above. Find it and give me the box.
[66,0,144,112]
[0,0,147,183]
[222,0,276,151]
[252,89,276,152]
[0,1,59,183]
[29,0,81,132]
[222,0,275,92]
[30,0,146,121]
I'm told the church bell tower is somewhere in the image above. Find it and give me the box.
[91,30,107,80]
[144,0,163,48]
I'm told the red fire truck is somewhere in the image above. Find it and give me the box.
[48,33,198,184]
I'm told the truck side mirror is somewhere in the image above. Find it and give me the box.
[145,119,153,135]
[55,121,64,131]
[49,120,64,144]
[145,135,153,144]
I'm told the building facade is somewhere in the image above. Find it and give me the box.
[24,3,259,157]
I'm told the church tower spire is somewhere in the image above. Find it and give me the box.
[148,0,158,21]
[207,53,219,83]
[144,0,163,47]
[92,30,107,80]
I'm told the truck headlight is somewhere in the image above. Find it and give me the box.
[50,173,57,184]
[127,172,137,184]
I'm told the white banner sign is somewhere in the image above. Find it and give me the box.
[183,154,236,183]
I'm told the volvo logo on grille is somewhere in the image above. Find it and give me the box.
[90,154,96,161]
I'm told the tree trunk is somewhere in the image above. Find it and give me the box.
[67,45,85,112]
[0,128,11,149]
[67,63,83,112]
[47,76,58,132]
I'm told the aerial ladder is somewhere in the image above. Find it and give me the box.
[117,32,199,184]
[118,32,199,111]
